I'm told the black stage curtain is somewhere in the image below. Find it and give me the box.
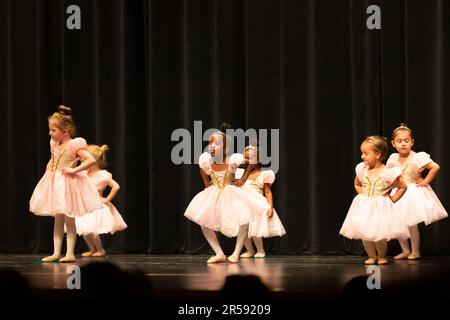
[1,0,449,255]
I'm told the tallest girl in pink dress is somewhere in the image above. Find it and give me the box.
[30,105,102,262]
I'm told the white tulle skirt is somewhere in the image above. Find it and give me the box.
[340,194,410,241]
[184,185,270,237]
[248,208,286,238]
[392,184,448,226]
[76,202,127,235]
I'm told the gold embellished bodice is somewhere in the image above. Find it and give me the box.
[244,177,264,195]
[401,164,421,184]
[361,176,392,197]
[387,152,431,185]
[46,149,77,172]
[210,170,234,189]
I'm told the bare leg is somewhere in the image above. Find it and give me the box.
[41,215,64,261]
[408,225,421,259]
[362,240,377,264]
[240,238,255,258]
[59,216,76,262]
[91,234,106,256]
[201,226,226,263]
[375,239,388,264]
[228,224,249,263]
[253,237,266,258]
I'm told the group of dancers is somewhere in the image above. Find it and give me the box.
[29,106,447,265]
[340,125,447,264]
[29,105,127,262]
[184,123,447,264]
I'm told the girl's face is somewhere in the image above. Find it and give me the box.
[244,149,258,166]
[208,133,225,161]
[391,130,414,156]
[48,119,68,142]
[360,142,381,167]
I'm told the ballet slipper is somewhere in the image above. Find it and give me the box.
[227,255,240,263]
[408,252,421,260]
[59,256,76,263]
[394,252,410,260]
[240,251,255,258]
[81,251,94,257]
[92,250,106,257]
[254,252,266,258]
[377,258,388,265]
[207,255,226,264]
[41,255,61,262]
[364,258,377,265]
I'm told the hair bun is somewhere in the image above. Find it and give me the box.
[58,105,72,115]
[100,144,110,154]
[218,122,232,133]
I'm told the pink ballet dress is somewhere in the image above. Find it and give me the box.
[339,162,410,241]
[75,170,127,235]
[184,152,270,238]
[386,152,448,226]
[29,138,102,218]
[235,168,286,238]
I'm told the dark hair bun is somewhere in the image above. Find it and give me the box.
[218,122,232,133]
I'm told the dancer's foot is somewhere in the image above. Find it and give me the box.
[240,251,255,258]
[364,258,377,265]
[59,255,76,263]
[41,255,61,262]
[92,250,106,257]
[207,255,226,264]
[377,258,388,265]
[394,252,410,260]
[408,252,421,260]
[254,252,266,258]
[227,255,240,263]
[81,251,94,257]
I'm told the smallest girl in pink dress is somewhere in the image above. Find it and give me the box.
[76,144,127,257]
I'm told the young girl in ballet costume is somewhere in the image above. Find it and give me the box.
[30,105,102,262]
[237,145,286,258]
[387,124,448,260]
[340,135,410,265]
[184,129,270,263]
[75,144,127,257]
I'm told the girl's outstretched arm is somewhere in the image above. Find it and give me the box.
[232,164,257,187]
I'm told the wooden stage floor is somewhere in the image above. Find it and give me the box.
[1,254,450,301]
